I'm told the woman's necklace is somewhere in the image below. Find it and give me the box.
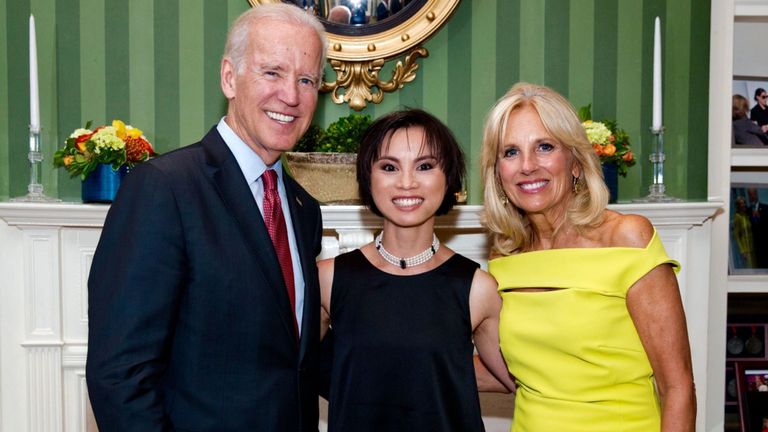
[375,232,440,269]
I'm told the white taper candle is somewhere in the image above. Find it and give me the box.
[651,17,662,132]
[29,14,40,138]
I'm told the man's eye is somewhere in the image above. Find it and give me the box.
[299,77,316,87]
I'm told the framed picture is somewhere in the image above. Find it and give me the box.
[734,361,768,432]
[733,79,768,111]
[732,79,768,148]
[729,182,768,274]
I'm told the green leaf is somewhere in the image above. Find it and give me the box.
[311,113,372,153]
[578,104,592,122]
[294,124,325,152]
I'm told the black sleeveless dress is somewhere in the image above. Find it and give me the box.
[327,249,485,432]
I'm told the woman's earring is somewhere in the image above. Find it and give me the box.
[495,178,508,205]
[572,175,581,194]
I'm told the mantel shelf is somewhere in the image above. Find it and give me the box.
[0,201,722,230]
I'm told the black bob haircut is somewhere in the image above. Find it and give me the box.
[356,108,466,217]
[755,87,767,101]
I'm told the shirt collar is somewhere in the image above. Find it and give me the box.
[216,117,284,185]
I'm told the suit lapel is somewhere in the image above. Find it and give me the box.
[201,128,298,343]
[284,174,319,359]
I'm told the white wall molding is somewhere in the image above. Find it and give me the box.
[26,346,63,432]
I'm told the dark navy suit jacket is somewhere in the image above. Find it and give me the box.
[86,127,323,431]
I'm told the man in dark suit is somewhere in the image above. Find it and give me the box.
[86,4,328,431]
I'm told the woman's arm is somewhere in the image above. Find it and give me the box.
[470,269,516,393]
[620,217,696,432]
[318,258,335,340]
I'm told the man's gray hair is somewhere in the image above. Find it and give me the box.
[224,3,328,78]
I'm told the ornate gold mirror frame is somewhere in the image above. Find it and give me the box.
[247,0,460,110]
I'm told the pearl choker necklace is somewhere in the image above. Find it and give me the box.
[375,232,440,269]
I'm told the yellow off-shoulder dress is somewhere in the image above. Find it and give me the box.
[489,230,679,432]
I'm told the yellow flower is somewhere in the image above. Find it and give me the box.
[112,119,126,138]
[113,119,143,140]
[92,127,125,151]
[582,121,612,146]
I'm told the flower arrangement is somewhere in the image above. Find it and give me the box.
[54,120,156,179]
[578,105,635,177]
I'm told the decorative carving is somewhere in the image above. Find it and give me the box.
[247,0,460,110]
[26,346,64,431]
[321,47,427,111]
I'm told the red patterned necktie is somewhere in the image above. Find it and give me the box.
[262,169,298,335]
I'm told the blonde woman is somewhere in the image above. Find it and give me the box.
[480,82,695,431]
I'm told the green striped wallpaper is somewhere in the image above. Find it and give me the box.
[0,0,710,203]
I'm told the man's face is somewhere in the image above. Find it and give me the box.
[749,188,759,204]
[221,19,322,165]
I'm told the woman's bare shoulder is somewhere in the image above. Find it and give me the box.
[317,257,335,272]
[472,268,499,291]
[601,211,655,248]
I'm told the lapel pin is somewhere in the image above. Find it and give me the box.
[295,196,303,207]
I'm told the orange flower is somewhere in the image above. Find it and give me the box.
[622,150,634,162]
[593,143,604,156]
[63,155,74,166]
[602,143,617,156]
[125,136,156,162]
[75,132,94,152]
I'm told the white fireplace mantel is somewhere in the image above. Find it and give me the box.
[0,201,721,431]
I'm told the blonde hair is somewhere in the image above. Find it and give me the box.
[732,94,750,120]
[224,3,328,79]
[480,82,609,255]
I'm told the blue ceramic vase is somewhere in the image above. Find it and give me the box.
[81,164,128,203]
[602,163,618,204]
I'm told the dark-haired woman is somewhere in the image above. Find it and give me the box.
[751,87,768,127]
[318,109,514,432]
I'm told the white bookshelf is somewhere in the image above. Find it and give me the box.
[712,1,768,431]
[735,1,768,17]
[731,147,768,167]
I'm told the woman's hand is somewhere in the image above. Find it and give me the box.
[470,269,516,393]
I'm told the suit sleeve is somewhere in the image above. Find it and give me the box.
[86,163,185,431]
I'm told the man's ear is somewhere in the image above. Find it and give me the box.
[221,58,236,99]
